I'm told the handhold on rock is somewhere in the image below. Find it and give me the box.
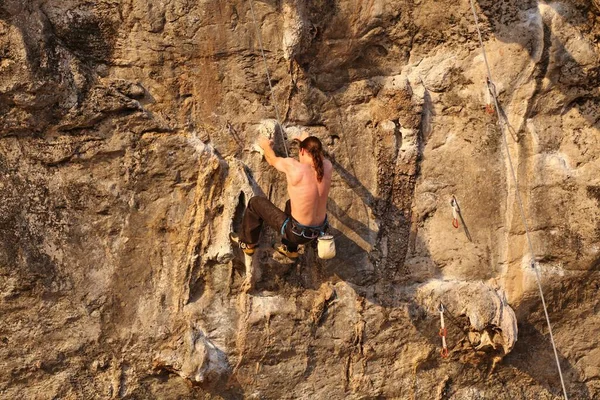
[257,119,279,139]
[257,119,289,156]
[251,143,265,156]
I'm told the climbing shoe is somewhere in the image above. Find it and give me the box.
[229,232,257,255]
[274,244,299,259]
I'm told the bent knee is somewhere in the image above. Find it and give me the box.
[248,196,265,208]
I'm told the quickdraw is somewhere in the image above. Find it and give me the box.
[438,303,448,358]
[450,195,473,241]
[450,196,460,229]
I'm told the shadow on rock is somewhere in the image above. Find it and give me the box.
[475,0,600,129]
[0,1,121,135]
[503,320,590,399]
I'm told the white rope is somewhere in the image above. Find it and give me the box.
[247,0,289,157]
[468,1,568,398]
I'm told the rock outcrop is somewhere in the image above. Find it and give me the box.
[0,0,599,399]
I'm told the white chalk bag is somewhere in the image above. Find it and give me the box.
[317,234,336,259]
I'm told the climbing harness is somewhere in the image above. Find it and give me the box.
[438,303,449,358]
[247,0,289,157]
[468,1,568,398]
[280,215,335,259]
[280,215,329,240]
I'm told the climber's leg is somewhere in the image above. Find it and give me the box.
[280,199,300,254]
[239,196,288,244]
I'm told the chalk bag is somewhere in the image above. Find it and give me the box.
[317,234,336,259]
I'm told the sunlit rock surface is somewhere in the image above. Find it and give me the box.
[0,0,599,398]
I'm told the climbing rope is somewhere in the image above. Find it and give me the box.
[438,303,449,358]
[468,1,568,398]
[247,0,289,157]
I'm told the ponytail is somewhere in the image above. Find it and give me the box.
[310,147,324,182]
[299,136,325,182]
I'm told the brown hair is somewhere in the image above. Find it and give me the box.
[300,136,324,182]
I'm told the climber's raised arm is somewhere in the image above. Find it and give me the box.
[257,136,296,175]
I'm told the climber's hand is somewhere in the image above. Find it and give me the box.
[258,136,273,151]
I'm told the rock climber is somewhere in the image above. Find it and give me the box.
[230,134,333,259]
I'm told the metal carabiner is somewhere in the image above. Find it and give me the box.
[486,77,497,98]
[440,347,449,358]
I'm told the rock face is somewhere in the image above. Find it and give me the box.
[0,0,599,399]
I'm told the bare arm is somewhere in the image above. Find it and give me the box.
[258,137,278,166]
[258,136,294,175]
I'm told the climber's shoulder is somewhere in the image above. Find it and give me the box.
[272,156,300,174]
[323,158,332,174]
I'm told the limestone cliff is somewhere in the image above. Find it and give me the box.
[0,0,599,399]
